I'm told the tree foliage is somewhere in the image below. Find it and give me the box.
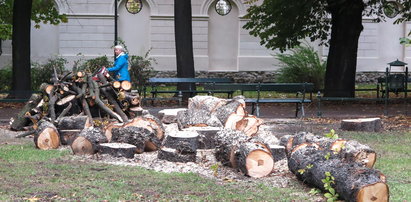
[243,0,411,52]
[0,0,67,39]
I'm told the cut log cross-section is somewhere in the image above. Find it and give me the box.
[111,126,152,154]
[71,127,108,155]
[34,121,60,150]
[236,142,274,178]
[341,118,382,132]
[288,145,388,202]
[98,143,137,159]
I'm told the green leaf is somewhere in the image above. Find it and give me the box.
[324,193,332,198]
[329,188,335,195]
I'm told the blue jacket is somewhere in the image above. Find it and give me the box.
[107,53,131,81]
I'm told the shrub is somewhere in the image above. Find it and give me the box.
[0,66,12,91]
[275,44,326,90]
[31,57,67,90]
[129,50,156,94]
[75,55,112,74]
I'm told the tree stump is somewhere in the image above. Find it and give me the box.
[341,118,382,132]
[34,121,60,150]
[71,127,107,155]
[158,108,187,124]
[157,147,197,163]
[162,131,199,153]
[111,126,152,154]
[98,143,136,159]
[288,145,388,202]
[214,128,249,167]
[182,126,221,149]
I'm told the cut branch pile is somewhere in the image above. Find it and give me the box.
[10,69,141,149]
[280,132,388,201]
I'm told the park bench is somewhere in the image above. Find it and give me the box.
[206,82,314,117]
[143,77,234,105]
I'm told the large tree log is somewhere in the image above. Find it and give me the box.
[103,121,123,142]
[10,93,43,131]
[71,127,107,155]
[157,147,197,163]
[341,118,382,132]
[162,131,199,153]
[124,116,164,151]
[34,120,60,150]
[57,115,91,145]
[214,128,249,167]
[98,143,136,159]
[282,132,376,168]
[288,145,388,202]
[236,142,274,178]
[182,126,221,149]
[111,126,152,154]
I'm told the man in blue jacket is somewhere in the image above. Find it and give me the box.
[107,45,131,82]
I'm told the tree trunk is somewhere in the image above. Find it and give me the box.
[288,145,388,202]
[174,0,196,99]
[11,0,32,99]
[324,0,364,97]
[98,143,136,159]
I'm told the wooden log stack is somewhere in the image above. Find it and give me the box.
[282,132,388,201]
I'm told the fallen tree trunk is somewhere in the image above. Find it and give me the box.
[236,141,274,178]
[282,132,376,168]
[71,127,107,155]
[288,145,388,202]
[34,120,60,150]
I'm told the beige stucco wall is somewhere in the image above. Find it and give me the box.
[0,0,410,73]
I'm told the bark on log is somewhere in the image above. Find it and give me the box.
[288,145,388,202]
[162,131,199,153]
[104,122,123,142]
[59,129,81,145]
[284,132,376,168]
[34,121,60,150]
[98,143,136,158]
[39,83,54,95]
[71,127,107,155]
[236,142,274,178]
[269,145,287,161]
[215,128,249,167]
[57,115,91,130]
[341,118,382,132]
[111,126,152,154]
[10,93,43,131]
[157,147,197,163]
[182,126,221,149]
[124,116,164,151]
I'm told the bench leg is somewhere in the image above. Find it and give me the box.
[178,91,183,106]
[256,103,260,117]
[295,103,305,117]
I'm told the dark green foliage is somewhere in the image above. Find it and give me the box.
[129,50,156,94]
[0,66,12,90]
[275,45,326,90]
[31,57,67,90]
[75,56,112,74]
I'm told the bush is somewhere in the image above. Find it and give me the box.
[75,55,112,74]
[31,57,67,90]
[0,66,12,91]
[129,50,156,94]
[275,44,326,90]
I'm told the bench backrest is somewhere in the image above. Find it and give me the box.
[204,83,259,91]
[148,77,233,84]
[258,83,314,93]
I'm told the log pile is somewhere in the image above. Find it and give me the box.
[280,132,388,201]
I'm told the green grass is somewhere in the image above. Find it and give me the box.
[339,130,411,201]
[0,144,311,201]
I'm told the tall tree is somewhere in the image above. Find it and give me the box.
[1,0,67,98]
[244,0,411,97]
[174,0,196,98]
[11,0,33,99]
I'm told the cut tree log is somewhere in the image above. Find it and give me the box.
[182,126,221,149]
[157,147,197,163]
[158,108,187,124]
[282,132,377,168]
[57,115,91,130]
[103,122,123,142]
[71,127,108,155]
[124,115,165,151]
[236,142,274,178]
[98,143,136,158]
[341,118,382,132]
[111,126,152,154]
[34,120,60,150]
[59,129,81,145]
[214,128,249,167]
[288,145,388,202]
[10,93,43,131]
[162,131,199,153]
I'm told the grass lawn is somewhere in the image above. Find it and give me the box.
[0,128,410,201]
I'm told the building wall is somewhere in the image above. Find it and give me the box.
[0,0,410,73]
